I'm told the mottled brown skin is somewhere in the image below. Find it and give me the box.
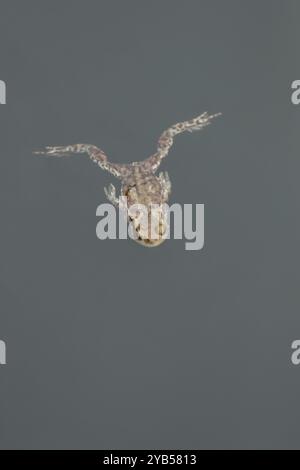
[34,112,220,246]
[123,167,169,246]
[123,167,165,205]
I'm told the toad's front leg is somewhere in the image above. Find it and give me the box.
[104,184,129,216]
[104,183,119,206]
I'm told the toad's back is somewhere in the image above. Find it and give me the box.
[122,165,164,207]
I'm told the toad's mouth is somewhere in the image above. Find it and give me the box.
[135,236,166,247]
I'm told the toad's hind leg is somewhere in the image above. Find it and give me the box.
[34,143,130,179]
[143,112,221,173]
